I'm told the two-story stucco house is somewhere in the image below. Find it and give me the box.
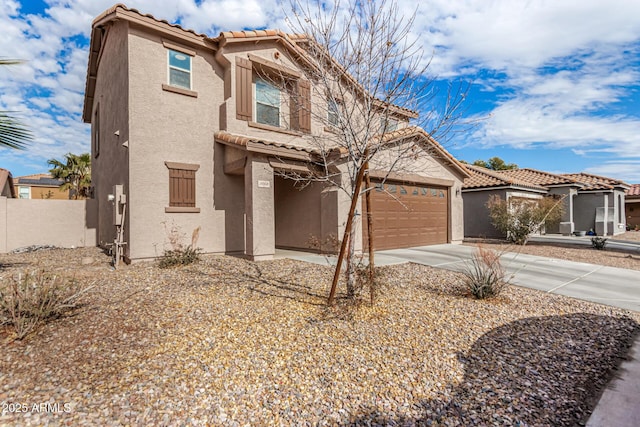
[82,4,470,262]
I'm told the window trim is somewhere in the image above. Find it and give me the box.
[167,48,193,91]
[18,186,30,199]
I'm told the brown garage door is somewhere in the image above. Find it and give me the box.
[363,181,449,250]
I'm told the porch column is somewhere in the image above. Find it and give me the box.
[244,154,275,260]
[603,193,609,236]
[559,188,576,235]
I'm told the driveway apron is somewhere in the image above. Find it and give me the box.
[378,244,640,312]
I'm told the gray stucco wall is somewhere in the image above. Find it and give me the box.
[92,21,130,251]
[573,191,625,235]
[462,189,506,239]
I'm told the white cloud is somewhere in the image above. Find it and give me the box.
[585,161,640,183]
[1,0,640,181]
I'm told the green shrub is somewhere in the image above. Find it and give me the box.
[462,246,508,299]
[158,246,201,268]
[591,237,608,250]
[0,270,91,339]
[486,195,565,245]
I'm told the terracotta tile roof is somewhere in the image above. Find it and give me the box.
[625,184,640,198]
[214,131,317,157]
[93,3,208,38]
[498,168,576,187]
[561,172,629,191]
[463,165,547,191]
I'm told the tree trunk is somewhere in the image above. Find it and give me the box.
[327,151,369,306]
[364,163,375,305]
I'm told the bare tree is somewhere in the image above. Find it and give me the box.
[270,0,470,305]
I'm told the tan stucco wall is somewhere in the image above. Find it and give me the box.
[0,197,96,253]
[274,177,323,250]
[14,185,69,199]
[126,25,225,259]
[91,21,131,251]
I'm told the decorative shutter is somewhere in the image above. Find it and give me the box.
[183,170,196,207]
[236,57,253,121]
[289,82,299,131]
[169,168,182,206]
[298,79,311,133]
[169,168,196,207]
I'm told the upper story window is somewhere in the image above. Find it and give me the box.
[255,79,281,127]
[168,49,191,90]
[328,99,340,127]
[381,117,398,134]
[236,56,311,133]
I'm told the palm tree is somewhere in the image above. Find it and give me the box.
[0,59,32,149]
[48,153,92,199]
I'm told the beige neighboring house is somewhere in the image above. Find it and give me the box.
[82,4,470,262]
[626,184,640,229]
[13,173,69,199]
[463,166,629,238]
[0,168,17,198]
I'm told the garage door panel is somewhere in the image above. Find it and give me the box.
[364,180,448,250]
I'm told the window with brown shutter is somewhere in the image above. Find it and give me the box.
[165,162,200,213]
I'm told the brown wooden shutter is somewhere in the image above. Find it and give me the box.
[169,168,196,207]
[298,79,311,133]
[236,57,252,121]
[289,82,299,131]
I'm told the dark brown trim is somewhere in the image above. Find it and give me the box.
[165,207,201,213]
[248,121,302,136]
[369,170,454,187]
[162,84,198,98]
[162,40,196,56]
[247,53,302,78]
[164,161,200,171]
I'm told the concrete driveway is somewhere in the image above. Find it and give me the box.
[281,244,640,311]
[376,244,640,312]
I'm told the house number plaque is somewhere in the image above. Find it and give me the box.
[258,180,271,188]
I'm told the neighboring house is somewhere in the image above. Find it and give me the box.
[13,173,69,199]
[82,4,470,261]
[0,168,17,198]
[463,166,629,238]
[626,184,640,229]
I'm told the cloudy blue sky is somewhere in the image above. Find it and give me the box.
[1,0,639,182]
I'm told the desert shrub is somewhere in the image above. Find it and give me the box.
[158,246,202,268]
[0,270,91,339]
[462,246,508,299]
[158,224,202,268]
[591,237,608,250]
[487,195,565,245]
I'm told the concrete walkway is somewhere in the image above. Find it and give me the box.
[279,241,640,312]
[277,238,640,425]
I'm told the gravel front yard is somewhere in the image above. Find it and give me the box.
[1,247,639,426]
[465,232,640,271]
